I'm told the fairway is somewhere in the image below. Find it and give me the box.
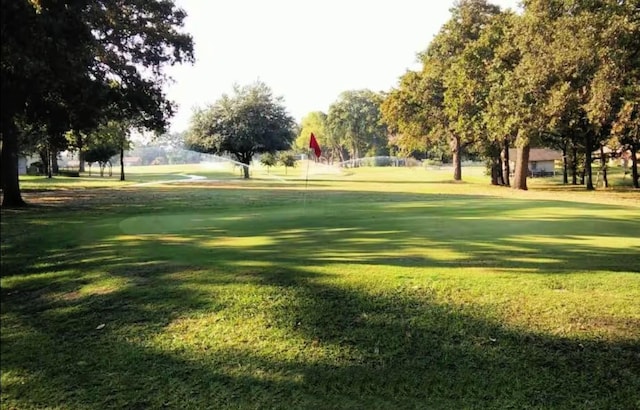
[2,167,639,409]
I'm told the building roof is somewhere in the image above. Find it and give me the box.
[508,148,562,162]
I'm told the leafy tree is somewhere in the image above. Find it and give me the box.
[589,0,640,188]
[478,11,521,186]
[84,141,118,177]
[294,112,337,161]
[381,71,433,158]
[1,0,194,207]
[260,152,277,173]
[612,101,640,188]
[437,0,501,181]
[91,121,132,181]
[185,81,295,179]
[155,132,186,151]
[383,0,500,181]
[503,0,638,191]
[279,152,298,175]
[326,90,388,163]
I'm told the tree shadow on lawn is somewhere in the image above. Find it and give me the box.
[99,193,638,274]
[4,187,638,271]
[2,189,640,408]
[1,189,638,291]
[2,261,639,409]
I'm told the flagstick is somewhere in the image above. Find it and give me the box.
[304,150,311,207]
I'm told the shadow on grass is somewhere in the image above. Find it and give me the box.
[2,263,639,408]
[2,187,639,408]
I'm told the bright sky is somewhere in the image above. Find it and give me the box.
[165,0,521,133]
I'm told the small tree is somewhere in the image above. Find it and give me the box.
[260,152,277,174]
[185,81,295,179]
[84,143,118,177]
[279,152,297,175]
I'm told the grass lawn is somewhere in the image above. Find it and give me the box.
[2,166,639,409]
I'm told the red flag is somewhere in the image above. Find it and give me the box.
[309,133,322,158]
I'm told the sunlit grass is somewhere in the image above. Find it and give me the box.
[2,166,639,409]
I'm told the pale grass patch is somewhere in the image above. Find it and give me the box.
[203,236,275,248]
[506,235,640,249]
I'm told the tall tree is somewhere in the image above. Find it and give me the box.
[483,11,520,186]
[612,101,640,188]
[326,90,388,163]
[1,0,193,207]
[512,0,638,190]
[185,82,295,179]
[383,0,501,181]
[439,0,501,181]
[294,112,335,161]
[88,121,132,181]
[381,70,441,159]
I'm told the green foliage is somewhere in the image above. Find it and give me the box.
[1,0,194,206]
[185,81,295,178]
[382,0,639,189]
[260,152,278,169]
[84,144,118,167]
[294,112,328,153]
[383,0,502,181]
[278,152,297,171]
[326,89,389,160]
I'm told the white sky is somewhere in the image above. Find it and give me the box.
[165,0,521,133]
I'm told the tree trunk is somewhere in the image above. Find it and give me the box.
[497,157,505,186]
[451,135,462,181]
[120,147,125,181]
[501,138,510,187]
[490,162,499,186]
[513,145,530,191]
[52,148,59,175]
[46,146,53,179]
[237,153,251,179]
[39,149,50,177]
[631,144,639,189]
[585,133,594,191]
[599,145,608,188]
[571,145,578,185]
[1,123,26,207]
[490,155,501,186]
[79,150,86,172]
[562,143,568,184]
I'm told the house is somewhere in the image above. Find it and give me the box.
[18,155,41,175]
[509,148,562,177]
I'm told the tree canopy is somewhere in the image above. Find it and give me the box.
[381,0,639,189]
[185,81,295,179]
[1,0,194,206]
[326,90,389,163]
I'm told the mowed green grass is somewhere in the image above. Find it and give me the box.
[2,167,639,409]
